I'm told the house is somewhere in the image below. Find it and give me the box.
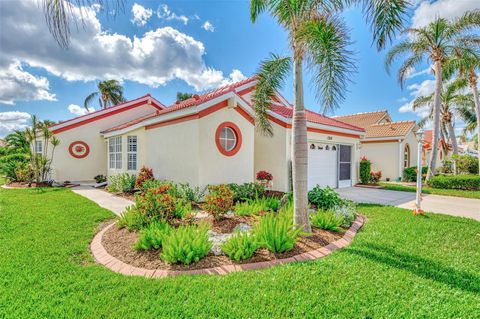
[422,130,451,166]
[47,78,365,192]
[333,110,418,181]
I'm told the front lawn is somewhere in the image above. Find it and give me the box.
[0,188,479,318]
[379,181,480,199]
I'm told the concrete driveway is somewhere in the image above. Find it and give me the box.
[336,187,480,221]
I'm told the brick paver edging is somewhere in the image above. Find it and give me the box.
[90,215,365,278]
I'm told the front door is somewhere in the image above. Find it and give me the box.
[338,145,352,188]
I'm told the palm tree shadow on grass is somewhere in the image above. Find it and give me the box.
[346,242,479,293]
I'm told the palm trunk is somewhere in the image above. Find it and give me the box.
[426,60,442,181]
[469,74,480,175]
[447,121,458,155]
[292,57,311,232]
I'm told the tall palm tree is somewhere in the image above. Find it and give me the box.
[412,79,475,155]
[42,0,124,48]
[251,0,409,231]
[84,80,125,110]
[444,49,480,173]
[385,11,480,180]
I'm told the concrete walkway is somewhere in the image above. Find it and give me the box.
[72,186,133,216]
[336,187,480,221]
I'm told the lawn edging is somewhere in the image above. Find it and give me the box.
[90,215,365,278]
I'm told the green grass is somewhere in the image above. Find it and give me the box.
[1,188,479,318]
[379,182,480,199]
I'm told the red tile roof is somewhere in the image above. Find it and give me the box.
[423,130,451,150]
[333,110,390,129]
[365,121,416,138]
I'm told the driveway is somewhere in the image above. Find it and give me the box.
[336,187,480,221]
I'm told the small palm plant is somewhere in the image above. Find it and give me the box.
[385,11,480,180]
[250,0,409,231]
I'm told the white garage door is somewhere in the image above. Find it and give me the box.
[308,143,338,190]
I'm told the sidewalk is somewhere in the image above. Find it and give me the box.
[72,186,133,216]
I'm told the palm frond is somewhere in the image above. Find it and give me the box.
[253,53,292,136]
[448,10,480,37]
[250,0,269,23]
[397,52,423,89]
[384,39,417,74]
[84,92,99,109]
[297,16,355,113]
[412,94,433,111]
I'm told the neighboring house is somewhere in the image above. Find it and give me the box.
[0,139,5,147]
[47,78,365,192]
[422,130,451,166]
[334,110,418,181]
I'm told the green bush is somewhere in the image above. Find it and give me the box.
[221,231,258,261]
[118,206,147,231]
[134,221,170,251]
[139,179,166,192]
[161,223,212,265]
[452,154,478,175]
[359,158,371,184]
[176,183,205,203]
[333,202,357,228]
[203,184,234,220]
[308,186,344,210]
[173,200,192,219]
[310,210,344,232]
[427,175,480,190]
[234,197,280,216]
[0,153,29,181]
[108,173,136,193]
[254,212,302,253]
[403,166,428,182]
[228,182,265,202]
[135,186,177,224]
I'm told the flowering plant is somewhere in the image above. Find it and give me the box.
[136,187,176,223]
[370,171,382,184]
[135,166,154,189]
[360,156,369,162]
[203,184,234,220]
[256,170,273,181]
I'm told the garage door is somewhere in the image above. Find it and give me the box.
[307,143,337,190]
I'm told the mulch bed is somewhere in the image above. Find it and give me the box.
[101,215,344,271]
[6,182,52,188]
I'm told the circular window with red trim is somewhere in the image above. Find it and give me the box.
[69,141,90,159]
[215,122,242,156]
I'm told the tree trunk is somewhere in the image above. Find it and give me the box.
[426,60,442,181]
[292,57,311,232]
[469,72,480,175]
[447,121,458,155]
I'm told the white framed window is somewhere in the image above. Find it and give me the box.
[35,140,43,155]
[127,136,137,171]
[108,136,122,169]
[219,127,237,151]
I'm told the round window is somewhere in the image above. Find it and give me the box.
[215,122,242,156]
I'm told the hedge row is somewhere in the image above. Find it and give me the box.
[427,175,480,190]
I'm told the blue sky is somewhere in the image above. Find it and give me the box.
[0,0,478,137]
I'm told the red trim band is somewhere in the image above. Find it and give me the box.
[68,141,90,159]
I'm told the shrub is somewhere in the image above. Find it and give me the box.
[136,187,177,224]
[234,197,280,216]
[403,166,428,182]
[256,170,273,181]
[140,179,167,192]
[333,201,356,228]
[0,153,29,181]
[370,171,382,184]
[173,200,192,219]
[135,166,154,189]
[452,154,478,175]
[118,206,146,231]
[160,223,212,265]
[228,182,265,202]
[254,212,302,253]
[308,185,344,210]
[438,160,454,174]
[203,184,234,220]
[108,173,136,193]
[14,163,34,183]
[359,157,371,184]
[310,210,344,232]
[176,183,205,204]
[427,175,480,190]
[134,221,170,251]
[94,175,107,183]
[221,231,258,261]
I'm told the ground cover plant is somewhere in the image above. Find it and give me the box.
[221,231,258,261]
[254,211,302,253]
[234,197,280,216]
[310,210,344,232]
[1,187,479,318]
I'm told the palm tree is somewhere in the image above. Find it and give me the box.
[176,92,193,102]
[444,49,480,173]
[42,0,124,48]
[412,79,475,155]
[385,11,480,180]
[84,80,125,110]
[251,0,409,231]
[4,130,29,154]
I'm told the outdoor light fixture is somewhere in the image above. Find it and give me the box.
[414,129,424,216]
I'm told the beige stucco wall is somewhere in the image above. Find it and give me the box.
[198,107,255,187]
[107,127,146,177]
[50,104,155,182]
[361,141,400,181]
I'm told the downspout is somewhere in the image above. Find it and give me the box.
[398,139,403,180]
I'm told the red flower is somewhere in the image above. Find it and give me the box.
[256,170,273,181]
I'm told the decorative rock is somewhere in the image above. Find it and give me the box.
[233,223,251,233]
[225,211,234,217]
[207,230,232,256]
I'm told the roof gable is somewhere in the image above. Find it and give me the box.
[333,110,390,129]
[365,121,416,138]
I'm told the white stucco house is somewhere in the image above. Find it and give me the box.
[47,78,366,192]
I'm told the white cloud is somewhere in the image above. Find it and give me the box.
[157,4,188,25]
[0,111,31,137]
[0,61,56,105]
[68,104,95,116]
[406,67,431,79]
[202,21,215,32]
[398,79,435,118]
[412,0,480,28]
[0,0,244,92]
[131,3,153,26]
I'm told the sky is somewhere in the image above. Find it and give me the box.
[0,0,479,137]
